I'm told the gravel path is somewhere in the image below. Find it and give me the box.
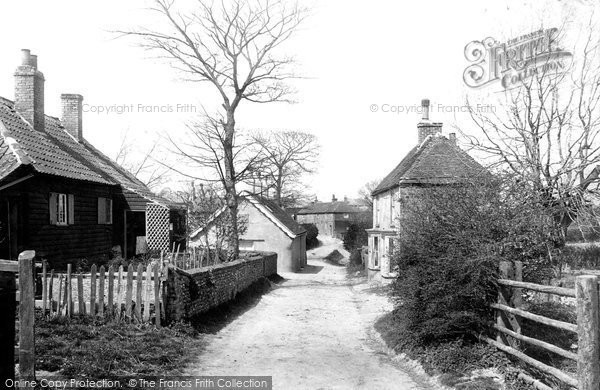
[185,241,438,390]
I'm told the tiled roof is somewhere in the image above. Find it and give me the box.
[0,97,176,208]
[253,195,306,236]
[190,193,306,239]
[372,134,487,196]
[0,98,113,184]
[297,201,363,215]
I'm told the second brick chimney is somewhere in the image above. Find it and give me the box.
[417,98,442,144]
[14,49,45,132]
[61,94,84,141]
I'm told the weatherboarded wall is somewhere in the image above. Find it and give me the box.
[164,252,277,322]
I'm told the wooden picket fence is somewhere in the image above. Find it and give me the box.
[481,261,600,390]
[39,261,167,325]
[168,244,225,271]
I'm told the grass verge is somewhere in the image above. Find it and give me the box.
[28,276,274,379]
[34,316,202,380]
[375,307,540,390]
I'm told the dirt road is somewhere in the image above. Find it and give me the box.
[186,242,437,389]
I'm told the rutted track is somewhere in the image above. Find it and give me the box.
[185,241,437,389]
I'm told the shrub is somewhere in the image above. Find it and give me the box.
[555,245,600,269]
[302,223,319,249]
[520,302,577,369]
[348,248,363,265]
[392,176,559,344]
[343,222,369,251]
[375,308,511,374]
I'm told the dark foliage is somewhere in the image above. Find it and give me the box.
[556,245,600,269]
[342,222,369,251]
[348,248,363,265]
[375,309,513,389]
[391,176,560,344]
[520,302,577,371]
[302,223,319,249]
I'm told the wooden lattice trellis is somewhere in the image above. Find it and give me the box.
[146,203,170,251]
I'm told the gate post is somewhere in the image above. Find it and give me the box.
[576,275,600,390]
[18,250,36,386]
[0,267,16,383]
[497,262,520,347]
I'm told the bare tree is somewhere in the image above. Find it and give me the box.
[115,130,169,190]
[122,0,307,258]
[357,179,380,210]
[250,130,319,207]
[462,24,600,241]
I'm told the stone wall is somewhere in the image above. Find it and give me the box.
[164,252,277,322]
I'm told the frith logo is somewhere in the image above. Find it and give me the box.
[463,28,572,89]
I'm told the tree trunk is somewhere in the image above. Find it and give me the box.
[223,112,239,260]
[275,168,283,207]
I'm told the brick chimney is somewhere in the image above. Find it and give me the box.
[14,49,45,132]
[61,94,84,141]
[332,194,337,202]
[449,132,456,145]
[417,98,442,144]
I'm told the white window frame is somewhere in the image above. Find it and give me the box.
[50,192,73,226]
[373,236,379,267]
[56,193,68,226]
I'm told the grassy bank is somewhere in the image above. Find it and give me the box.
[376,302,579,390]
[25,277,274,379]
[34,316,201,379]
[376,308,529,390]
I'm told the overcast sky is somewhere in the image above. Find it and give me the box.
[0,0,596,201]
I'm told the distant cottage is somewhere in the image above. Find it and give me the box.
[296,195,369,239]
[367,99,486,283]
[190,192,307,272]
[0,50,185,266]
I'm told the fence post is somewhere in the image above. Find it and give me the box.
[576,275,600,390]
[0,266,16,383]
[514,261,523,308]
[498,261,520,348]
[18,250,36,386]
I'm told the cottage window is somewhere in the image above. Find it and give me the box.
[373,236,379,267]
[49,193,74,226]
[98,197,113,224]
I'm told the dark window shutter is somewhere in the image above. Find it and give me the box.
[68,194,75,225]
[49,193,57,225]
[98,197,106,224]
[106,198,113,224]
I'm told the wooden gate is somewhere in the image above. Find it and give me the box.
[482,261,600,390]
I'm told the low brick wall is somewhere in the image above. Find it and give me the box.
[164,252,277,322]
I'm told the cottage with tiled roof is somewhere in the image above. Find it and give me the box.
[296,195,370,239]
[367,99,487,283]
[0,50,185,266]
[190,192,307,272]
